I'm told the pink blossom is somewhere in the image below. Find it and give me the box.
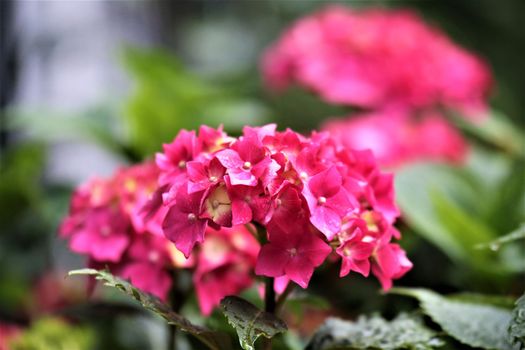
[303,167,357,239]
[323,110,468,167]
[148,124,412,290]
[156,130,197,185]
[194,226,259,315]
[162,187,208,258]
[372,243,413,290]
[262,6,492,118]
[67,207,130,263]
[120,234,173,300]
[336,227,375,277]
[215,137,279,187]
[255,225,331,288]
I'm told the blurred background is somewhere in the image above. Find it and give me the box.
[1,1,524,349]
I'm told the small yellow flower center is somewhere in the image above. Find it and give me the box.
[178,160,186,169]
[187,213,197,222]
[242,161,252,170]
[318,196,327,205]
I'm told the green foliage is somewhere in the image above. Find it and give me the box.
[454,110,525,157]
[395,148,525,278]
[476,223,525,251]
[9,318,94,350]
[6,106,125,157]
[392,288,514,350]
[220,295,287,350]
[68,269,233,350]
[306,313,443,350]
[508,293,525,350]
[122,48,268,157]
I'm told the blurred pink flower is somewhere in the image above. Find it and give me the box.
[323,110,468,167]
[0,323,21,350]
[262,6,492,118]
[194,226,259,315]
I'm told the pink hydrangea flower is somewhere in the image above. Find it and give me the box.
[262,6,492,118]
[150,124,411,291]
[255,224,331,288]
[323,109,469,167]
[60,162,177,301]
[120,234,173,300]
[194,226,259,315]
[162,187,209,258]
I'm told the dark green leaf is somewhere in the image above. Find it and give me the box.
[306,313,443,350]
[508,293,525,350]
[68,269,232,350]
[392,288,513,350]
[220,295,287,350]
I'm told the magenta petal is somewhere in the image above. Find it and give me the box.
[255,244,288,277]
[232,199,253,225]
[163,206,207,258]
[285,257,314,289]
[215,149,243,169]
[299,234,332,266]
[310,206,341,240]
[228,168,257,186]
[121,263,171,300]
[375,244,400,278]
[308,167,342,198]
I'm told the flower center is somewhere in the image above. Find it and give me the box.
[100,226,111,237]
[317,196,327,205]
[209,175,218,182]
[299,171,308,180]
[242,161,252,170]
[288,247,298,257]
[187,213,197,222]
[178,160,186,169]
[148,251,160,263]
[211,199,220,209]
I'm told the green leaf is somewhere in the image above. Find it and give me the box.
[10,317,94,350]
[454,109,525,157]
[395,163,495,264]
[306,313,443,350]
[68,269,232,350]
[476,223,525,251]
[121,48,267,157]
[391,288,514,350]
[220,295,287,350]
[508,293,525,350]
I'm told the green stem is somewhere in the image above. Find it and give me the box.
[167,271,185,350]
[275,283,295,316]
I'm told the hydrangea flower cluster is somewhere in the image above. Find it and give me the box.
[60,161,261,314]
[262,6,491,117]
[322,109,468,167]
[150,124,411,291]
[60,162,175,300]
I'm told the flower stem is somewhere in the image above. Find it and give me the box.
[264,277,276,313]
[275,283,295,315]
[262,277,276,350]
